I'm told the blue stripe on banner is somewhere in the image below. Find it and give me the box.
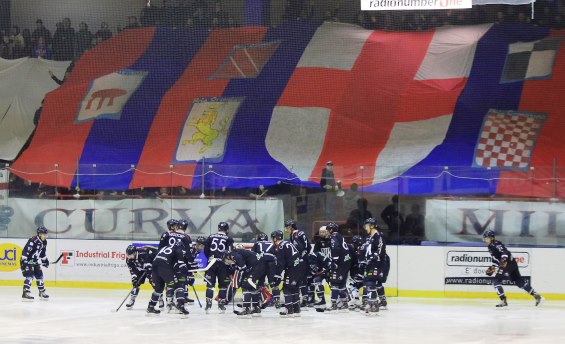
[192,21,322,190]
[366,24,550,195]
[73,28,210,190]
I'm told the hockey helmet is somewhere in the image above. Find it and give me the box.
[256,233,269,242]
[178,219,189,231]
[327,222,339,233]
[482,230,495,239]
[196,236,207,245]
[363,218,378,227]
[218,222,229,233]
[166,219,178,230]
[126,244,137,256]
[284,219,297,230]
[351,235,363,247]
[37,226,48,235]
[271,230,284,241]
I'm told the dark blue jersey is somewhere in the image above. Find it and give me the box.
[330,232,350,262]
[274,240,301,275]
[126,246,157,278]
[364,230,386,265]
[154,241,186,269]
[487,240,513,266]
[252,240,276,258]
[313,237,331,260]
[290,230,311,257]
[21,236,47,264]
[204,232,234,259]
[230,248,260,272]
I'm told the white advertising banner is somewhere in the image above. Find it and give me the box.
[4,197,283,240]
[425,199,565,246]
[444,248,531,286]
[361,0,472,11]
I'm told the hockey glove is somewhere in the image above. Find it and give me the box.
[485,265,496,276]
[187,275,195,286]
[143,263,152,272]
[42,258,49,268]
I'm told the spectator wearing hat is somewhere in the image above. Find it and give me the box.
[320,161,337,220]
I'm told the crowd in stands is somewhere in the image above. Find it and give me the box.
[1,0,565,61]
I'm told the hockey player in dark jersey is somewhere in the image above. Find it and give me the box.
[158,219,179,250]
[175,219,196,308]
[347,235,365,310]
[483,230,543,307]
[203,221,234,313]
[312,225,332,307]
[20,227,50,301]
[284,219,312,307]
[271,230,306,317]
[224,247,275,317]
[308,250,330,307]
[125,244,157,309]
[326,222,351,312]
[363,218,387,315]
[147,240,189,316]
[252,233,280,308]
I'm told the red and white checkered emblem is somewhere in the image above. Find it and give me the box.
[474,109,546,169]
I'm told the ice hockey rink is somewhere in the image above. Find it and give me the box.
[1,287,564,344]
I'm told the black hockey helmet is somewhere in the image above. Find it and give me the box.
[364,217,378,227]
[256,233,268,242]
[218,222,229,233]
[327,222,339,233]
[351,235,363,246]
[178,219,189,231]
[126,244,137,256]
[196,236,207,245]
[37,226,48,235]
[284,219,297,230]
[271,230,283,241]
[483,230,495,239]
[166,219,178,230]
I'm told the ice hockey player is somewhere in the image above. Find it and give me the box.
[482,230,543,307]
[158,219,179,249]
[284,219,312,307]
[147,240,189,316]
[347,235,365,310]
[308,250,330,308]
[312,225,332,307]
[271,230,306,317]
[326,222,351,312]
[20,226,50,301]
[125,244,157,309]
[252,233,279,308]
[203,221,234,313]
[362,218,387,315]
[175,219,196,307]
[223,247,275,318]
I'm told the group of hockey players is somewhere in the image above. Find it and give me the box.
[19,217,543,313]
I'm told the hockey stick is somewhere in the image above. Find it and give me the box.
[114,272,146,313]
[191,284,202,308]
[26,253,65,267]
[188,257,217,273]
[52,253,64,264]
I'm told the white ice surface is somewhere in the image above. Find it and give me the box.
[1,287,564,344]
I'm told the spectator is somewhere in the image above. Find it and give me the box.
[22,29,32,57]
[75,22,93,58]
[95,22,112,43]
[402,203,425,244]
[0,30,10,59]
[32,36,52,59]
[32,19,51,46]
[10,26,26,58]
[380,194,404,239]
[347,198,373,236]
[52,18,75,61]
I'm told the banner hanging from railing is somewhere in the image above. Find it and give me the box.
[426,199,565,246]
[3,197,283,241]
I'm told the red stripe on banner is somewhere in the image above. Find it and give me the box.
[277,68,351,108]
[497,30,565,197]
[309,30,436,186]
[131,27,268,189]
[13,28,156,187]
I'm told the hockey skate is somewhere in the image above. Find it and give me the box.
[379,299,388,310]
[326,302,338,313]
[158,298,165,309]
[274,297,282,309]
[313,299,326,308]
[251,306,262,317]
[364,303,379,316]
[22,290,34,301]
[279,306,294,318]
[126,295,136,309]
[146,306,161,315]
[218,299,226,314]
[337,301,349,313]
[496,297,508,308]
[205,300,213,314]
[535,294,543,307]
[237,307,252,319]
[38,291,50,301]
[176,303,189,317]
